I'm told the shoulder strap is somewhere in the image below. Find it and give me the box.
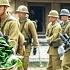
[21,20,31,39]
[21,20,27,33]
[1,19,13,34]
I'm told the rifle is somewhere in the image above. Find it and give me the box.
[60,33,70,52]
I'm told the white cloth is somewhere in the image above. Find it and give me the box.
[58,43,65,57]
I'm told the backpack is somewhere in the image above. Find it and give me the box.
[32,20,37,29]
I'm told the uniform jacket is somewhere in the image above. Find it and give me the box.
[0,13,19,50]
[46,21,62,55]
[19,18,39,47]
[62,20,70,65]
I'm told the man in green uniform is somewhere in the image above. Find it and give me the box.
[60,9,70,70]
[46,10,62,70]
[16,5,39,70]
[0,0,19,54]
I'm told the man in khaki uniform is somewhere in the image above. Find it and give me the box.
[0,1,25,70]
[0,0,20,53]
[46,10,62,70]
[60,9,70,70]
[16,5,39,70]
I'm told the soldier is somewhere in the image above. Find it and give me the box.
[0,1,26,70]
[46,10,62,70]
[16,5,39,70]
[60,9,70,70]
[0,0,20,54]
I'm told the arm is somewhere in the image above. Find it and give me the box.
[28,21,39,47]
[8,20,19,53]
[48,27,61,42]
[46,23,62,42]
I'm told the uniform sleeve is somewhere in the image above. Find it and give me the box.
[18,31,25,45]
[46,23,51,40]
[65,24,70,37]
[18,31,25,52]
[8,20,19,48]
[28,21,39,47]
[46,23,50,37]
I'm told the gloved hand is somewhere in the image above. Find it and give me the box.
[47,39,51,44]
[33,48,37,55]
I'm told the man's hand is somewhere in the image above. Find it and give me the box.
[12,48,16,55]
[33,48,37,55]
[47,39,51,44]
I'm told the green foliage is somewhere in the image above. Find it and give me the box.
[0,36,14,68]
[16,59,23,67]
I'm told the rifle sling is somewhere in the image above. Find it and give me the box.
[21,20,31,39]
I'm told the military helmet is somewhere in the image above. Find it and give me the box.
[60,9,70,16]
[16,5,29,13]
[0,0,10,7]
[48,10,59,17]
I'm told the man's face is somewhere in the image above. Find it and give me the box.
[49,16,57,23]
[61,16,68,22]
[17,12,26,19]
[0,6,5,17]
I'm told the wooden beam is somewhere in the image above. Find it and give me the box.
[27,0,70,3]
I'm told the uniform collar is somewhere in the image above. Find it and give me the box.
[19,18,27,24]
[50,21,57,26]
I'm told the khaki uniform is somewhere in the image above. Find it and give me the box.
[0,13,19,51]
[1,14,25,70]
[61,21,70,70]
[46,21,62,70]
[19,18,39,70]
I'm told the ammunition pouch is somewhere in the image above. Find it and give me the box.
[49,38,62,48]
